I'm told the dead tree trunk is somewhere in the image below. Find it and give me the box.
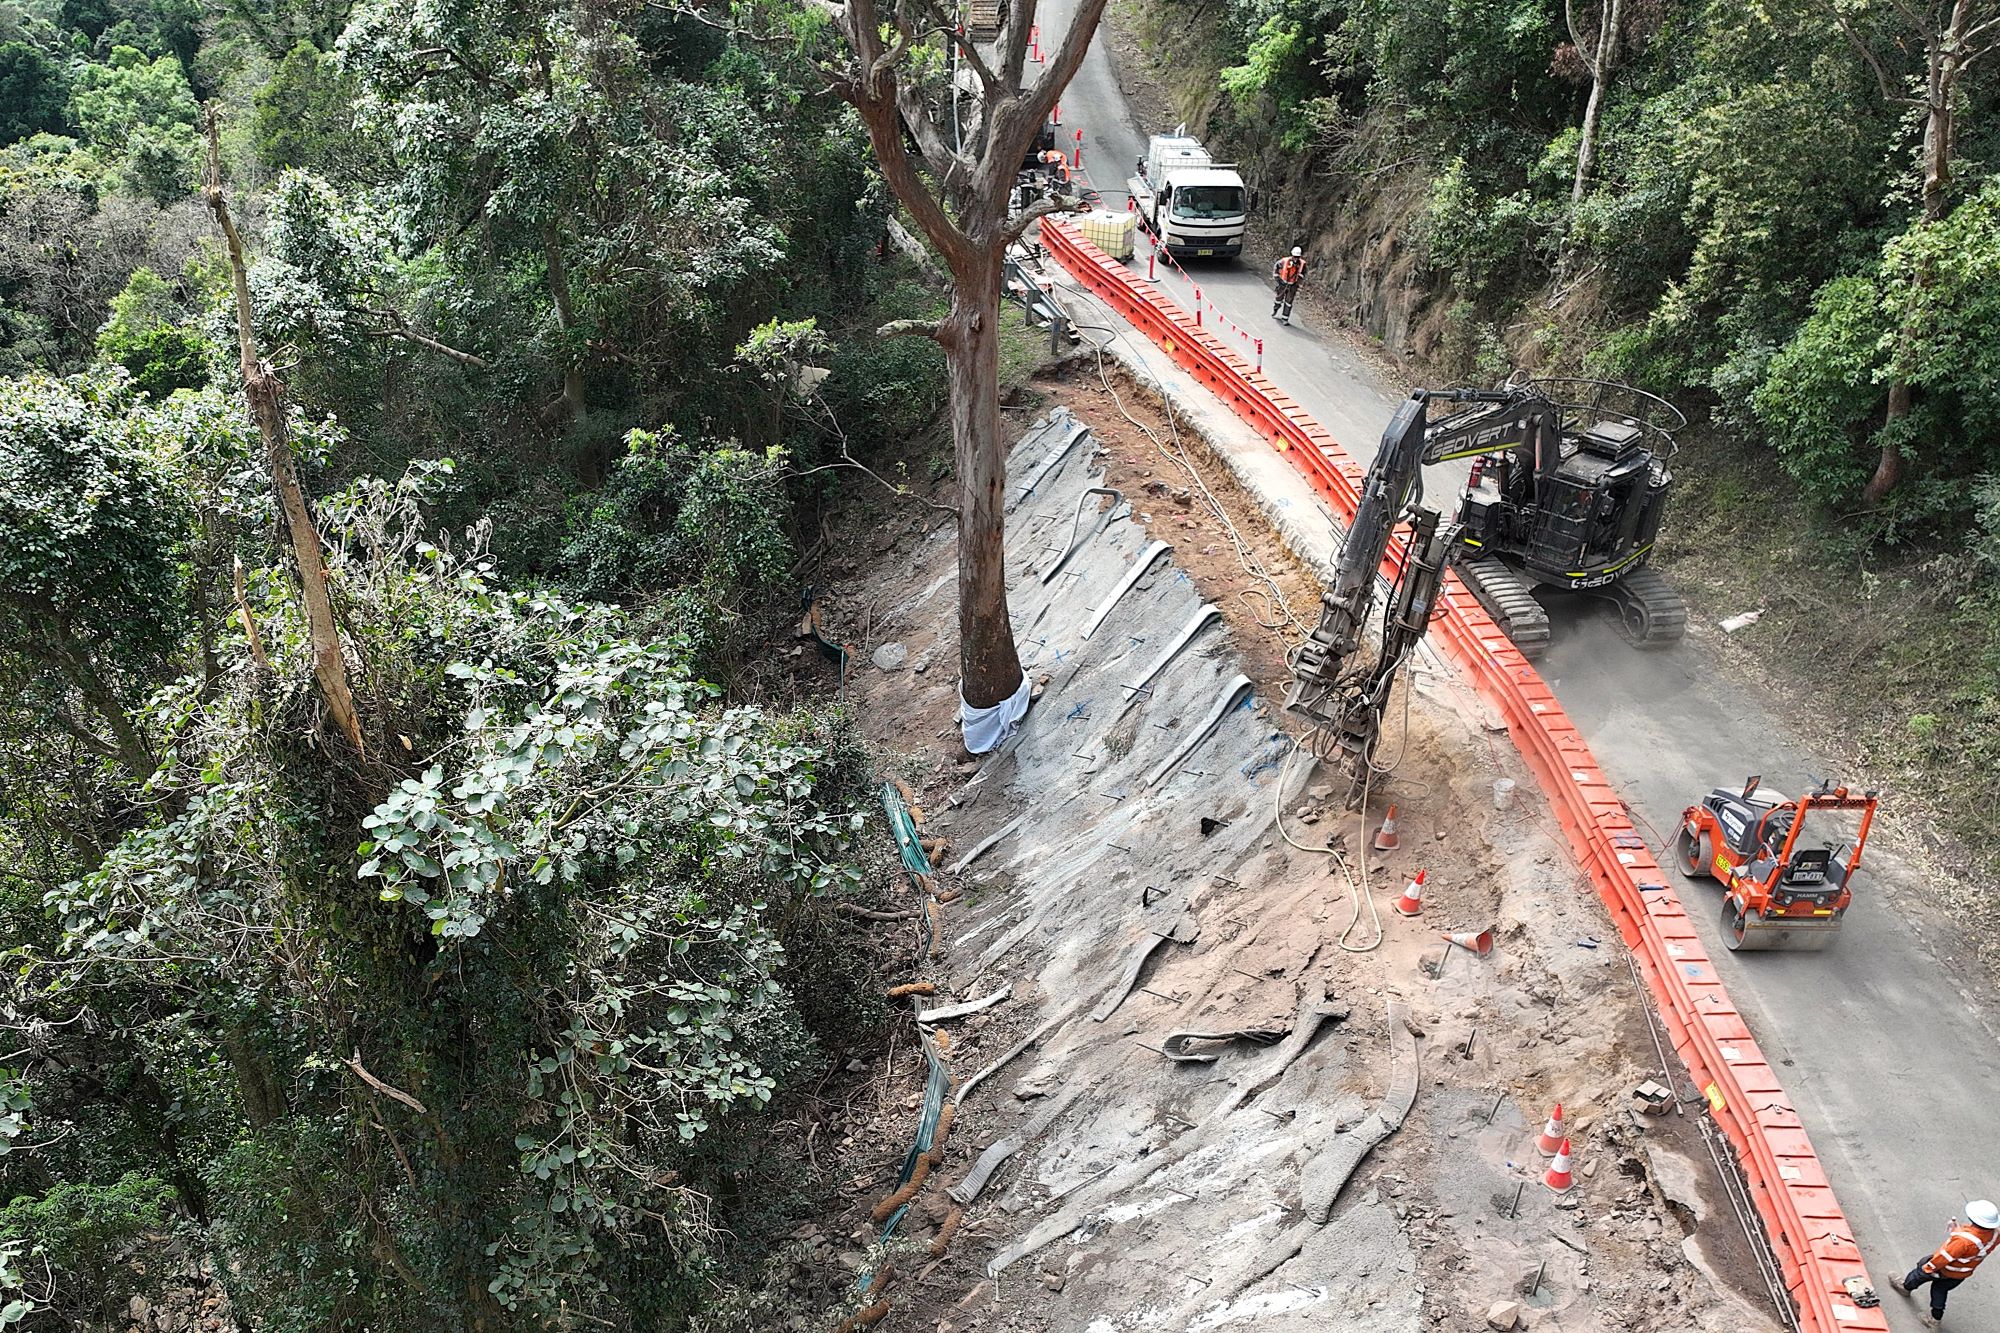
[204,106,367,756]
[1569,0,1627,205]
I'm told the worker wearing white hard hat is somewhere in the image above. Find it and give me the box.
[1271,247,1307,324]
[1893,1199,2000,1323]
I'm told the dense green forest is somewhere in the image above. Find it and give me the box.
[0,0,948,1325]
[8,0,2000,1323]
[1194,0,2000,523]
[1150,0,2000,851]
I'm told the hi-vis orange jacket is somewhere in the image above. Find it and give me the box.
[1275,256,1304,284]
[1925,1223,2000,1279]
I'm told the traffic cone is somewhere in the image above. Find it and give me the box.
[1441,927,1495,956]
[1544,1138,1574,1192]
[1536,1103,1566,1156]
[1373,804,1401,851]
[1393,869,1426,917]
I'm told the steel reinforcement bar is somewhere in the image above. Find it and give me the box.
[1039,218,1883,1333]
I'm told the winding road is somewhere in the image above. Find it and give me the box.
[1028,6,2000,1328]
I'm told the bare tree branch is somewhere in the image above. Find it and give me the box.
[205,104,368,758]
[1023,0,1112,126]
[346,1049,433,1116]
[835,902,923,921]
[896,77,971,193]
[883,215,949,288]
[1884,0,1929,35]
[1002,0,1039,89]
[788,455,960,517]
[1828,7,1922,105]
[844,0,974,263]
[361,308,493,368]
[1962,11,2000,46]
[998,194,1084,246]
[877,318,947,339]
[233,555,271,673]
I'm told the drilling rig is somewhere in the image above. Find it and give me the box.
[1286,378,1684,785]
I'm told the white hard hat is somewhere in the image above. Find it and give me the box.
[1968,1200,2000,1228]
[1291,246,1303,257]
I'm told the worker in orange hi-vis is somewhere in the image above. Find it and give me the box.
[1892,1199,2000,1325]
[1271,247,1306,324]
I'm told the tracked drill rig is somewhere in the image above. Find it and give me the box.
[1286,378,1685,782]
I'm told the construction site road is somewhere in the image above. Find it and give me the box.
[1031,4,2000,1327]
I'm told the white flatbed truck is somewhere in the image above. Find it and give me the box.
[1126,133,1247,260]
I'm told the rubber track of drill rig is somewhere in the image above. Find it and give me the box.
[1455,558,1550,659]
[1607,564,1687,647]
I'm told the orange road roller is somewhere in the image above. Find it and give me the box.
[1676,775,1879,952]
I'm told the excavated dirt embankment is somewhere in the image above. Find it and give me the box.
[805,381,1783,1333]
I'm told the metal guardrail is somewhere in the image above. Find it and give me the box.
[1038,217,1886,1333]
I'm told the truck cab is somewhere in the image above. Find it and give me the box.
[1127,134,1246,259]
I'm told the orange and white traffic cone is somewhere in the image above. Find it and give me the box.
[1544,1138,1574,1192]
[1373,804,1401,851]
[1536,1103,1566,1156]
[1441,927,1495,956]
[1393,869,1426,917]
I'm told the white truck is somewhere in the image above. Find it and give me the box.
[1126,133,1247,260]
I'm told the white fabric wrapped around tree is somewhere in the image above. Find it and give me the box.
[961,673,1032,753]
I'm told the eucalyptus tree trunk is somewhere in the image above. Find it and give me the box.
[942,247,1020,704]
[832,0,1108,735]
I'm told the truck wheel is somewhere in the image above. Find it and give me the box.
[1677,826,1710,879]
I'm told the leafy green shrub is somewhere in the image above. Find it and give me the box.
[561,426,791,605]
[66,47,195,150]
[1757,180,2000,519]
[1970,474,2000,577]
[96,267,215,397]
[1437,299,1508,385]
[0,1172,176,1323]
[1419,159,1546,293]
[823,280,945,446]
[1219,17,1322,151]
[252,43,365,175]
[1751,274,1885,507]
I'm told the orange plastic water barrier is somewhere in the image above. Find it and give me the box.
[1040,218,1883,1333]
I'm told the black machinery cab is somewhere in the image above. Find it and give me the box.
[1458,415,1673,591]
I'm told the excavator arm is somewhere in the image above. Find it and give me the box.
[1284,385,1560,779]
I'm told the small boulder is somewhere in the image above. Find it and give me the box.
[1485,1300,1522,1331]
[872,641,909,671]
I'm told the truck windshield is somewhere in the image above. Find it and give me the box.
[1171,185,1243,219]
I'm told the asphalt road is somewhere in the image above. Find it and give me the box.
[1029,6,2000,1327]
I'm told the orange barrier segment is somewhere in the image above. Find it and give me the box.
[1039,218,1883,1333]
